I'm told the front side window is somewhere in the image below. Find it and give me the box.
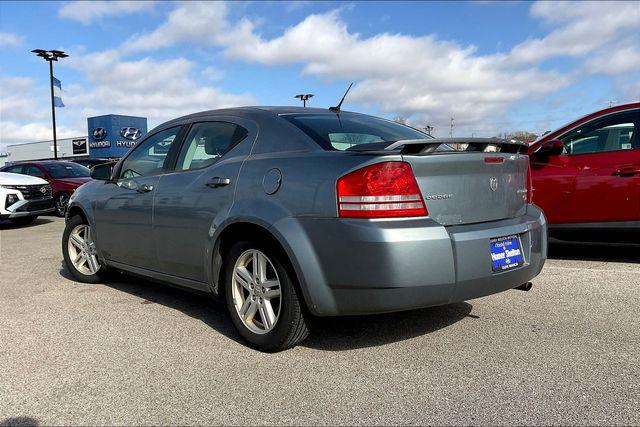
[282,113,429,151]
[43,163,90,178]
[561,110,639,155]
[176,122,248,171]
[120,126,181,179]
[24,165,46,178]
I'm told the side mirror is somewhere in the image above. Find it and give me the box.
[90,161,116,181]
[533,139,564,157]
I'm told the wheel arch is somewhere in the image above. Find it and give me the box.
[66,204,88,223]
[209,219,313,312]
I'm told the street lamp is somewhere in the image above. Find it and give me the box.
[32,49,69,160]
[294,94,314,107]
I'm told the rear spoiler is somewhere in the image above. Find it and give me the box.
[384,138,528,155]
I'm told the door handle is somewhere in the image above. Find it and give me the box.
[206,177,231,188]
[612,168,640,177]
[136,183,154,193]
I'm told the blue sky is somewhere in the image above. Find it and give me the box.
[0,1,638,147]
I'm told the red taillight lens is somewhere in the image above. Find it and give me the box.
[337,161,428,218]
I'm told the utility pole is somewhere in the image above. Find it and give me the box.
[450,117,454,138]
[424,125,434,136]
[32,49,68,160]
[294,94,314,107]
[606,100,616,108]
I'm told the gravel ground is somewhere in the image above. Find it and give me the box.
[1,217,638,426]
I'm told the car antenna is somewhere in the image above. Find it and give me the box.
[329,82,353,113]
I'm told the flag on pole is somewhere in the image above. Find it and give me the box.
[53,76,65,107]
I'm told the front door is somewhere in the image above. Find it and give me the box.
[559,110,640,224]
[152,120,252,282]
[93,126,183,271]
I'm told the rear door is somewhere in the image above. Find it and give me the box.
[152,118,254,283]
[93,126,184,271]
[558,110,640,224]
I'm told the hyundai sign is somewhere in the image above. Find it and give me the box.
[87,114,147,158]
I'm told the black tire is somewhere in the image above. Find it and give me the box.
[9,216,38,226]
[55,193,70,217]
[62,215,107,284]
[224,241,310,352]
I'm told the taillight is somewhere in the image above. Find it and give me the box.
[337,161,428,218]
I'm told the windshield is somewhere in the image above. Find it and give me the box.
[43,163,90,179]
[282,113,429,151]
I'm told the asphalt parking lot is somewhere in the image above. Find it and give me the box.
[1,217,638,426]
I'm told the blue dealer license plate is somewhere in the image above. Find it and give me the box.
[490,235,524,272]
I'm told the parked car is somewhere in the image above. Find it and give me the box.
[0,172,54,225]
[1,161,91,217]
[72,158,113,169]
[527,102,640,242]
[62,107,547,351]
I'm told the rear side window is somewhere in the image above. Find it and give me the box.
[24,165,46,178]
[176,122,248,171]
[282,113,428,151]
[43,163,89,178]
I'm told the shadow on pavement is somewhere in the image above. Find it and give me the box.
[303,302,472,351]
[59,264,473,351]
[0,217,53,230]
[0,417,39,426]
[548,240,640,263]
[58,264,242,345]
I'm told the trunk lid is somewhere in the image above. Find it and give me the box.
[403,152,529,226]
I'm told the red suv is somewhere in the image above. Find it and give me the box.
[527,102,640,241]
[1,161,91,217]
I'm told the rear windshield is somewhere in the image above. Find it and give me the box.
[43,163,90,179]
[282,113,429,151]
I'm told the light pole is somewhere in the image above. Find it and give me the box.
[32,49,68,160]
[294,94,314,107]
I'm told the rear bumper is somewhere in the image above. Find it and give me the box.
[0,198,55,219]
[278,204,546,316]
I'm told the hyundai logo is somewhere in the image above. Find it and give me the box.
[120,127,142,141]
[489,177,498,192]
[92,127,107,141]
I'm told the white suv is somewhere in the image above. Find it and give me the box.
[0,172,54,225]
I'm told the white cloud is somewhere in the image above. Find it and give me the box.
[59,1,156,24]
[116,2,584,132]
[202,65,224,81]
[65,50,255,125]
[0,32,24,47]
[0,122,84,146]
[509,1,639,64]
[218,10,570,129]
[125,2,232,52]
[0,77,48,121]
[585,44,640,76]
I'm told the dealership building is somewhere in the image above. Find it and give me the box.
[0,114,147,167]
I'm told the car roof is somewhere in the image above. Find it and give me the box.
[161,106,362,126]
[7,160,74,165]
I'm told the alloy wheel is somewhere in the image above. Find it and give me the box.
[67,224,100,276]
[56,194,69,216]
[231,249,282,334]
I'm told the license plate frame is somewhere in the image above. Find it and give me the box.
[489,234,525,273]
